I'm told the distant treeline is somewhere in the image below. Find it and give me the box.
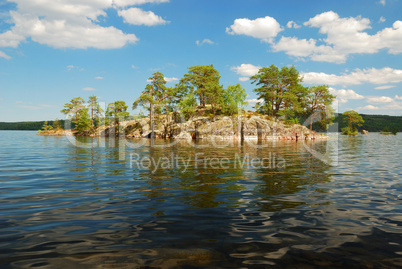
[332,113,402,132]
[0,120,72,130]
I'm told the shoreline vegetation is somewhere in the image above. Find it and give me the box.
[22,64,397,139]
[39,64,335,141]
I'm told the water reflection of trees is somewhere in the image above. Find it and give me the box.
[64,137,333,212]
[239,140,333,212]
[124,139,333,212]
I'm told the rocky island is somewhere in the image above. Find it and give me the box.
[38,64,334,141]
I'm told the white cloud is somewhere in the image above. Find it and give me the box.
[0,0,164,50]
[382,102,402,110]
[164,77,178,83]
[374,85,395,90]
[246,98,263,103]
[379,16,386,23]
[379,0,386,6]
[356,105,379,111]
[239,77,250,82]
[286,20,301,29]
[366,96,394,104]
[196,39,215,46]
[95,76,103,80]
[0,51,11,60]
[271,11,402,63]
[113,0,169,8]
[82,87,96,91]
[131,65,139,69]
[226,16,282,42]
[302,67,402,85]
[329,88,364,103]
[231,64,261,77]
[395,95,402,100]
[118,7,167,26]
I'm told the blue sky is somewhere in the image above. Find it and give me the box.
[0,0,401,122]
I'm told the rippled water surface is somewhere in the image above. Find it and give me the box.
[1,131,401,268]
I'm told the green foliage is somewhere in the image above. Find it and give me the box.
[133,72,169,113]
[87,95,103,128]
[222,84,248,116]
[250,65,304,118]
[341,126,358,135]
[75,108,92,135]
[41,121,53,131]
[383,126,389,132]
[342,110,364,132]
[181,65,222,109]
[305,85,336,130]
[52,119,61,129]
[392,127,398,135]
[285,117,300,125]
[178,93,198,120]
[106,100,129,129]
[60,97,86,123]
[331,114,401,132]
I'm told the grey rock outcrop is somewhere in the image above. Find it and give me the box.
[109,113,324,140]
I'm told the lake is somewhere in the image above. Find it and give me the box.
[0,131,401,268]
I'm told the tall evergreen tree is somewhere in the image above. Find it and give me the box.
[60,97,86,123]
[305,85,336,130]
[106,101,129,129]
[250,65,304,118]
[342,110,364,135]
[181,65,222,108]
[75,108,92,135]
[87,95,103,128]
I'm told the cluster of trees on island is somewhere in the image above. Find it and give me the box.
[55,64,340,135]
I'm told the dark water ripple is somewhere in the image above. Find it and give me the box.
[0,131,401,268]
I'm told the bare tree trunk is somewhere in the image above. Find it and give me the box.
[151,77,155,140]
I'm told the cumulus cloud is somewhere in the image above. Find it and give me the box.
[395,95,402,100]
[379,0,386,6]
[196,39,215,46]
[231,64,261,82]
[118,7,168,26]
[356,105,379,111]
[329,88,364,103]
[82,87,96,91]
[95,76,103,80]
[379,16,386,23]
[302,67,402,86]
[231,64,261,76]
[226,16,282,42]
[271,11,402,63]
[0,0,169,51]
[366,96,394,103]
